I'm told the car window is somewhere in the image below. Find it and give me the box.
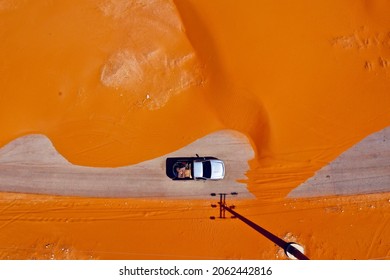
[172,161,192,179]
[202,161,212,178]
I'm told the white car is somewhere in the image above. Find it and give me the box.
[193,159,225,180]
[166,155,225,180]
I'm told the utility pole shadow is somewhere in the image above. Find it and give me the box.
[210,193,309,260]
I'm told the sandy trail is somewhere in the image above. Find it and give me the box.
[0,130,254,199]
[289,126,390,198]
[2,126,390,200]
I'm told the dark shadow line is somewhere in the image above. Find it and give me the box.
[221,204,309,260]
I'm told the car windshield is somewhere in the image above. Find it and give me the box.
[202,161,211,178]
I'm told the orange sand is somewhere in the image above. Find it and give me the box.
[0,0,390,259]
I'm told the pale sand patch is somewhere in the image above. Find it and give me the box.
[100,49,202,110]
[0,0,25,12]
[288,126,390,198]
[0,130,254,199]
[99,0,204,110]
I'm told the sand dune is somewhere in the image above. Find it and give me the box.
[0,130,254,199]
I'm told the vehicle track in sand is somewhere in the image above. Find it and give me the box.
[289,126,390,198]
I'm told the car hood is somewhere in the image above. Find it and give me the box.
[210,160,225,179]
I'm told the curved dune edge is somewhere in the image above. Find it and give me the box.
[288,126,390,198]
[0,130,254,199]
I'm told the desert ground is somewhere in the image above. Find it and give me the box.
[0,0,389,259]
